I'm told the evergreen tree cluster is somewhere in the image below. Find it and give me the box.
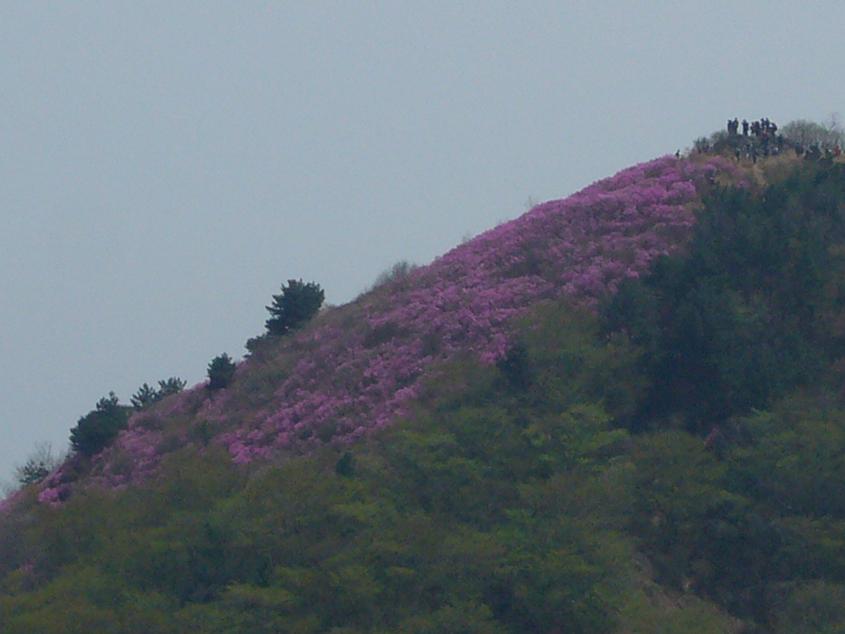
[603,160,845,431]
[130,377,187,410]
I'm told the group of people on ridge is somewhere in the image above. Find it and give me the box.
[726,116,784,163]
[725,116,841,162]
[727,117,777,138]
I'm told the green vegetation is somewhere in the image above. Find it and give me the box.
[207,354,236,392]
[603,160,845,432]
[13,443,60,486]
[781,117,845,151]
[265,279,325,336]
[131,378,187,411]
[4,157,845,631]
[1,303,724,633]
[68,393,130,457]
[130,383,158,411]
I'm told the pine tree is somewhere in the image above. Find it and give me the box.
[157,377,187,397]
[130,383,159,410]
[265,279,325,336]
[69,393,129,456]
[207,353,236,391]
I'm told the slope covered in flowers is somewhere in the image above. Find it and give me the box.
[40,154,744,500]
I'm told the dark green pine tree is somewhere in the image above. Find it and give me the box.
[69,392,129,456]
[265,279,325,336]
[157,377,187,397]
[130,383,159,411]
[207,353,237,391]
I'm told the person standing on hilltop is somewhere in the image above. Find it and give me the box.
[742,119,749,136]
[729,118,740,136]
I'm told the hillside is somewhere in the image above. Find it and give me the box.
[37,153,740,502]
[4,148,845,632]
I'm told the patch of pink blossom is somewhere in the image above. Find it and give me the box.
[216,155,735,462]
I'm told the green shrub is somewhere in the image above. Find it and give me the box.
[774,582,845,633]
[14,442,60,486]
[369,260,417,292]
[496,341,533,391]
[335,452,355,477]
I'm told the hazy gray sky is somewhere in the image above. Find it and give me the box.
[2,2,844,480]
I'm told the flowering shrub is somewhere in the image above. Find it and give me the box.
[216,156,739,463]
[33,154,745,500]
